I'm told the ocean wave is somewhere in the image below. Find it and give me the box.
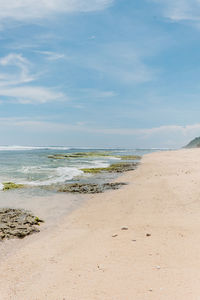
[21,167,84,186]
[0,146,70,151]
[0,183,3,191]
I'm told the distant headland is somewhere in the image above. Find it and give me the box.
[184,137,200,148]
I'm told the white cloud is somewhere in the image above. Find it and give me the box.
[0,86,65,104]
[0,53,67,104]
[0,53,35,86]
[78,88,117,99]
[71,43,156,84]
[0,0,114,21]
[152,0,200,22]
[35,51,65,61]
[0,117,199,147]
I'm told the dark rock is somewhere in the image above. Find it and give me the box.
[0,208,44,241]
[57,182,127,194]
[121,227,129,230]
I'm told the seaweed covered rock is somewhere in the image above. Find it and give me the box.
[48,151,111,159]
[58,182,127,194]
[2,182,24,191]
[0,208,44,240]
[81,162,138,174]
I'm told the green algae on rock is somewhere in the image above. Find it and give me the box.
[58,182,127,194]
[48,151,113,159]
[2,182,24,191]
[81,162,138,174]
[0,208,44,240]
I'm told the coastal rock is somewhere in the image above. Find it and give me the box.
[0,208,44,240]
[81,162,138,174]
[48,152,142,161]
[57,182,127,194]
[48,151,111,159]
[2,182,24,191]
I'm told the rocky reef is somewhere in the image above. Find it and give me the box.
[81,162,138,174]
[2,182,24,191]
[0,208,44,240]
[57,182,127,194]
[48,151,111,159]
[48,152,142,160]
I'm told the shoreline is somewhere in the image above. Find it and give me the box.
[1,149,200,299]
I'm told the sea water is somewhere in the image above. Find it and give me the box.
[0,146,165,249]
[0,146,161,191]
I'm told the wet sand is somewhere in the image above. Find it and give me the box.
[1,149,200,299]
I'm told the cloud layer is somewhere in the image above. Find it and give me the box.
[0,0,114,21]
[153,0,200,22]
[0,53,66,104]
[0,117,199,147]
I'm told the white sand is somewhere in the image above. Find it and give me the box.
[1,149,200,299]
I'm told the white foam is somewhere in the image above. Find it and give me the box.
[0,146,70,151]
[21,167,83,186]
[0,183,3,191]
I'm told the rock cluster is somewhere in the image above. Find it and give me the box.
[81,162,138,174]
[0,208,43,240]
[2,182,24,191]
[58,182,127,194]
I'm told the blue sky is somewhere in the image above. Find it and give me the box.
[1,0,200,148]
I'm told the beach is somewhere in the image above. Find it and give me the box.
[1,148,200,299]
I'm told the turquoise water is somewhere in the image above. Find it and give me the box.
[0,146,162,191]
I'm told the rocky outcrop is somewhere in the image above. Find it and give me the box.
[0,208,44,240]
[2,182,24,191]
[81,162,138,174]
[57,182,127,194]
[48,151,111,159]
[184,137,200,148]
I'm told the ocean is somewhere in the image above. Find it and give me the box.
[0,146,166,255]
[0,146,161,191]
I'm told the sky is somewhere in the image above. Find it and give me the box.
[1,0,200,148]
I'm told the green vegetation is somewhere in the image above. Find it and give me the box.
[34,216,44,225]
[48,151,112,159]
[184,137,200,148]
[48,152,142,161]
[2,182,24,191]
[81,162,137,174]
[81,168,106,174]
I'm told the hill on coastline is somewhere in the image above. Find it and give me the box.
[184,137,200,148]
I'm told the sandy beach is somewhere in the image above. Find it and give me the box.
[1,149,200,299]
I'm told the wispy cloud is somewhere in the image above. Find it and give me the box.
[0,53,67,104]
[35,51,66,61]
[0,117,199,147]
[70,43,157,84]
[152,0,200,22]
[0,0,114,22]
[77,88,117,99]
[92,123,200,136]
[0,86,66,104]
[0,53,35,86]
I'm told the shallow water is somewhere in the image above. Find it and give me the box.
[0,146,160,191]
[0,147,164,258]
[0,147,163,224]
